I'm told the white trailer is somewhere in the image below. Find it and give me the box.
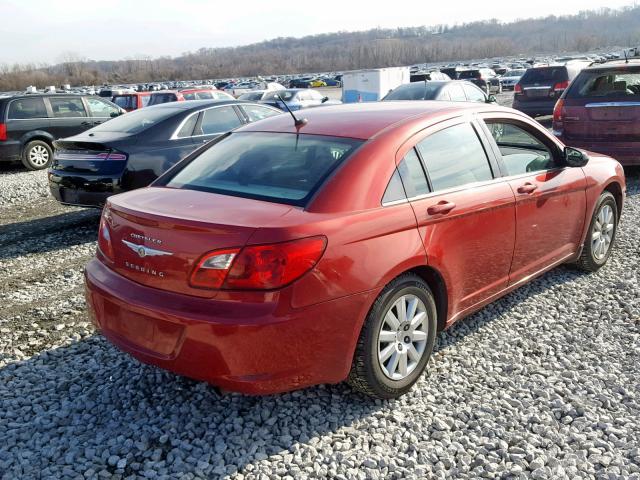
[341,67,410,103]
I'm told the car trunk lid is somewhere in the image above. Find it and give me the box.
[104,187,293,297]
[53,133,133,174]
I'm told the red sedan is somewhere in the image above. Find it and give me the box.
[85,102,626,399]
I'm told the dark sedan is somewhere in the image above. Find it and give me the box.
[383,81,497,103]
[48,100,282,207]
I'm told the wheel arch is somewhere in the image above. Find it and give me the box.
[603,181,623,219]
[405,265,449,331]
[21,131,55,152]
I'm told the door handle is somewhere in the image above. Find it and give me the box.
[517,183,538,194]
[80,121,92,126]
[427,201,456,215]
[93,121,102,125]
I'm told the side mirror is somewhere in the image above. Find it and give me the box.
[564,146,589,167]
[321,96,329,103]
[487,95,497,103]
[110,111,121,118]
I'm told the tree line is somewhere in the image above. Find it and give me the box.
[1,5,640,90]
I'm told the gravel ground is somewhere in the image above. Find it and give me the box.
[0,155,639,478]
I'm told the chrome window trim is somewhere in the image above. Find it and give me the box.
[585,102,640,108]
[169,105,232,140]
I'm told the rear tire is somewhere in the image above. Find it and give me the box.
[22,140,52,170]
[348,274,437,399]
[576,191,618,272]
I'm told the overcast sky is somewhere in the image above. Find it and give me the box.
[0,0,635,64]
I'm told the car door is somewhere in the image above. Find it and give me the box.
[6,97,50,145]
[84,97,121,128]
[398,119,516,321]
[479,115,587,284]
[46,96,91,138]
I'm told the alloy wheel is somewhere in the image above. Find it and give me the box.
[591,204,614,260]
[29,145,50,167]
[377,294,429,380]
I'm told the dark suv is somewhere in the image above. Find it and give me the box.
[553,59,640,166]
[0,94,123,170]
[513,62,589,117]
[457,69,501,94]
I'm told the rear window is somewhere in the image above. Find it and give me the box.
[8,97,48,119]
[263,91,295,101]
[164,132,363,206]
[568,68,640,98]
[520,67,567,84]
[383,83,442,101]
[89,106,176,134]
[113,95,136,109]
[149,93,178,105]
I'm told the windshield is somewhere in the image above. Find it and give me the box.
[383,83,443,100]
[148,93,178,105]
[568,68,640,98]
[164,132,363,206]
[89,106,176,134]
[503,70,526,77]
[263,91,295,101]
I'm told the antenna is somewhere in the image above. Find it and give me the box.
[276,93,307,127]
[624,49,629,64]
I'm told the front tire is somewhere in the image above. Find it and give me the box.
[576,191,618,272]
[22,140,53,170]
[348,274,437,399]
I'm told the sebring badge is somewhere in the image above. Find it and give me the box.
[122,239,173,258]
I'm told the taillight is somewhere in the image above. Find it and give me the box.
[97,207,114,262]
[55,151,127,161]
[553,80,569,92]
[190,236,327,290]
[553,99,565,123]
[514,83,522,94]
[0,123,6,141]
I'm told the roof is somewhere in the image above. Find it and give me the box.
[238,101,503,140]
[585,59,640,70]
[145,99,243,111]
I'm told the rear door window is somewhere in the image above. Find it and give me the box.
[462,84,486,102]
[8,97,48,119]
[242,104,281,122]
[140,95,151,107]
[448,84,466,101]
[196,106,243,135]
[397,149,430,198]
[417,123,493,191]
[49,98,87,117]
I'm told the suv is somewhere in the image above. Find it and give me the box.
[0,94,124,170]
[513,62,589,117]
[553,59,640,166]
[457,69,501,94]
[111,92,152,111]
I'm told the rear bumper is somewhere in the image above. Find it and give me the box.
[84,258,377,394]
[512,98,555,117]
[554,137,640,166]
[48,170,122,207]
[0,141,22,162]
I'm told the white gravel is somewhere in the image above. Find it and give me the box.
[0,161,639,480]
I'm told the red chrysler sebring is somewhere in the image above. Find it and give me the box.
[85,102,626,399]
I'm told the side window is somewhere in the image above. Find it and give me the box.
[242,105,281,122]
[8,97,48,119]
[448,84,466,101]
[86,97,119,117]
[183,93,196,100]
[196,91,213,100]
[417,123,493,191]
[382,169,406,204]
[463,85,486,103]
[49,98,87,118]
[141,95,151,107]
[397,149,430,198]
[484,121,555,175]
[197,106,242,135]
[175,113,199,138]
